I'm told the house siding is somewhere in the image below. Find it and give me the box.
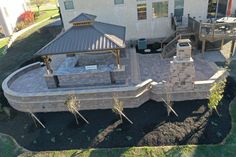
[0,0,28,36]
[59,0,209,40]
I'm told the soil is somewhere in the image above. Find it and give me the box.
[0,77,235,151]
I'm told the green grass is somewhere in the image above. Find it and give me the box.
[30,1,58,12]
[34,9,59,23]
[0,133,25,157]
[0,37,9,55]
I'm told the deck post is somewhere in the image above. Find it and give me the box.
[115,49,121,69]
[43,56,53,74]
[202,40,206,54]
[230,39,236,57]
[221,38,225,50]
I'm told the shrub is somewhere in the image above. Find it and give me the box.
[34,11,40,18]
[16,11,35,31]
[208,80,226,116]
[16,21,26,31]
[19,11,35,24]
[152,42,161,50]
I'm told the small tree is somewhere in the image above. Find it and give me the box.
[112,97,124,121]
[32,0,47,14]
[112,96,133,124]
[161,81,178,117]
[208,80,226,116]
[65,95,89,125]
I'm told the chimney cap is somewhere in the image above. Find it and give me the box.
[178,39,191,47]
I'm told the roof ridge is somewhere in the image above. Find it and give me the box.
[92,23,125,48]
[70,13,97,23]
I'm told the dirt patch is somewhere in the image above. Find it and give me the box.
[0,77,235,151]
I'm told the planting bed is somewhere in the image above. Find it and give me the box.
[0,77,235,151]
[136,42,162,54]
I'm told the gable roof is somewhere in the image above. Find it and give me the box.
[70,13,97,23]
[35,18,126,56]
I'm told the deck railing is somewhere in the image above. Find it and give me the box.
[199,22,236,41]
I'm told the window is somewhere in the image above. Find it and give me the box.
[137,3,147,20]
[174,0,184,17]
[64,0,74,10]
[207,0,228,18]
[114,0,124,5]
[152,1,168,18]
[174,0,184,22]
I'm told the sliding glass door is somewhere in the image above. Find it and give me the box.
[207,0,229,18]
[174,0,184,22]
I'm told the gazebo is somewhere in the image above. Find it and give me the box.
[35,13,126,88]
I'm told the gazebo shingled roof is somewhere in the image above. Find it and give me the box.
[35,13,126,56]
[69,13,97,23]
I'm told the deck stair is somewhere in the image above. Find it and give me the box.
[162,27,194,58]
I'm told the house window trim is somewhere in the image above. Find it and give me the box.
[137,3,147,20]
[114,0,124,5]
[64,0,74,10]
[152,1,169,19]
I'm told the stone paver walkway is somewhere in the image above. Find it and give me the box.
[9,51,217,93]
[139,53,215,82]
[129,48,141,84]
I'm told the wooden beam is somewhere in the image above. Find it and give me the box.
[230,39,235,57]
[114,49,121,69]
[202,40,206,54]
[221,38,225,50]
[42,56,53,74]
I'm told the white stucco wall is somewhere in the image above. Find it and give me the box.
[0,0,28,36]
[59,0,209,40]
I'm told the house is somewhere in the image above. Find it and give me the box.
[0,0,28,37]
[58,0,234,41]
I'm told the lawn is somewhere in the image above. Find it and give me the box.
[0,37,9,56]
[30,0,58,12]
[0,133,25,157]
[34,9,59,23]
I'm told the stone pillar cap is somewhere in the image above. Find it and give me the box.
[178,39,191,43]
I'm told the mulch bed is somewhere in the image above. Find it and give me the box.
[0,77,235,151]
[136,43,162,54]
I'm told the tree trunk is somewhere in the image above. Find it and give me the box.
[37,6,40,15]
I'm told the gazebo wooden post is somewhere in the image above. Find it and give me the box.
[43,55,53,74]
[230,39,235,57]
[114,49,121,69]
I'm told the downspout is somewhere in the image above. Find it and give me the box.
[215,0,220,19]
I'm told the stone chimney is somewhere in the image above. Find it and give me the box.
[169,39,195,91]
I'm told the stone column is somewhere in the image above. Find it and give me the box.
[169,39,195,91]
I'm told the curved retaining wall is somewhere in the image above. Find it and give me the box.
[2,62,228,113]
[2,63,152,112]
